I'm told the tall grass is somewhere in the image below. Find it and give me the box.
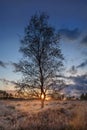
[0,100,87,130]
[68,105,87,130]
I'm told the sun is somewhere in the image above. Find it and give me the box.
[41,93,45,100]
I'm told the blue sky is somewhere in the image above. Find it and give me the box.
[0,0,87,91]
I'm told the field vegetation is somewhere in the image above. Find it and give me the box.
[0,99,87,130]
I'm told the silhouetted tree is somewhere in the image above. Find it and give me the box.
[13,12,64,108]
[80,93,87,100]
[0,90,9,99]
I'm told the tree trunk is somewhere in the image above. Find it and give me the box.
[41,98,45,108]
[40,92,45,108]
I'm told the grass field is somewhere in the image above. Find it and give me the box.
[0,99,87,130]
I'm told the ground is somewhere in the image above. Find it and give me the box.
[0,99,87,130]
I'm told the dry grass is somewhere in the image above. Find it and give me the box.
[68,104,87,130]
[0,100,87,130]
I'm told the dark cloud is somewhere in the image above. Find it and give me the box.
[77,60,87,68]
[61,74,87,96]
[59,28,81,40]
[68,65,77,75]
[71,74,87,86]
[11,62,23,72]
[0,61,7,68]
[62,84,87,97]
[81,35,87,46]
[67,74,87,94]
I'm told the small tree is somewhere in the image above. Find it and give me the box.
[14,12,64,108]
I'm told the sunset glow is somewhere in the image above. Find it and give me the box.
[41,93,45,100]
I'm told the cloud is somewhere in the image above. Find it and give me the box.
[66,74,87,94]
[68,65,77,75]
[81,35,87,46]
[82,51,87,56]
[65,73,87,86]
[71,74,87,86]
[61,74,87,96]
[0,78,18,85]
[0,61,7,68]
[77,60,87,68]
[59,28,81,40]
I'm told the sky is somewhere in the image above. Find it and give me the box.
[0,0,87,92]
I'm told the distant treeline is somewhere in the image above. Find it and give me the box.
[80,93,87,100]
[0,89,87,100]
[0,90,13,99]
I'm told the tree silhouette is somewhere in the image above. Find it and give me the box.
[0,90,10,99]
[14,12,64,108]
[80,93,87,100]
